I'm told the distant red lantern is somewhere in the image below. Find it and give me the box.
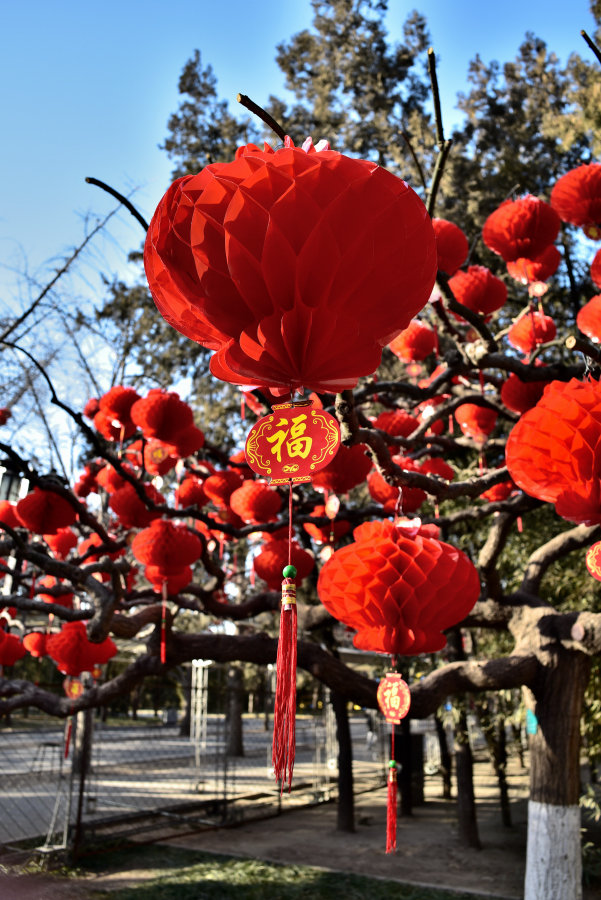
[229,481,282,524]
[131,518,202,570]
[46,621,117,676]
[388,320,438,362]
[0,501,21,529]
[506,245,561,287]
[0,632,27,666]
[448,265,507,316]
[373,409,417,440]
[303,504,351,544]
[175,476,208,509]
[130,389,194,442]
[109,482,163,529]
[482,195,560,262]
[23,631,48,658]
[145,564,193,594]
[318,519,480,655]
[96,462,134,494]
[144,138,437,395]
[506,378,601,525]
[507,311,556,354]
[551,163,601,239]
[367,457,427,513]
[591,248,601,289]
[93,410,136,442]
[480,477,515,502]
[432,218,469,275]
[16,488,77,535]
[164,424,205,458]
[455,404,498,444]
[500,372,546,414]
[98,386,141,430]
[577,295,601,343]
[420,457,455,481]
[253,540,314,590]
[203,469,244,508]
[37,576,74,609]
[312,443,372,494]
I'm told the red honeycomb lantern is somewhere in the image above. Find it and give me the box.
[109,482,163,529]
[0,632,27,666]
[318,520,480,655]
[16,488,77,535]
[367,457,427,513]
[144,138,437,395]
[131,518,202,570]
[203,470,244,509]
[507,311,556,354]
[303,504,351,544]
[311,443,372,494]
[455,404,498,444]
[373,409,417,440]
[37,576,74,609]
[388,319,438,362]
[46,621,117,676]
[551,163,601,239]
[253,540,314,589]
[98,386,141,430]
[577,295,601,344]
[0,501,21,529]
[506,245,561,286]
[145,564,193,594]
[432,218,469,275]
[482,195,560,262]
[130,389,194,442]
[175,476,208,509]
[448,265,507,316]
[506,378,601,525]
[23,632,48,658]
[229,481,282,524]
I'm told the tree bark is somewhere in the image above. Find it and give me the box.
[523,648,591,900]
[225,665,244,757]
[435,710,453,799]
[331,690,355,832]
[455,707,481,849]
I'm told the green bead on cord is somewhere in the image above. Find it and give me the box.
[282,564,297,579]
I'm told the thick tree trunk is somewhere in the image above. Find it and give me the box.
[524,649,590,900]
[455,707,481,849]
[331,690,355,832]
[492,715,511,827]
[225,665,244,757]
[434,710,452,799]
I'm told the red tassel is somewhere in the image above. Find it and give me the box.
[386,760,398,853]
[160,581,168,664]
[272,575,297,792]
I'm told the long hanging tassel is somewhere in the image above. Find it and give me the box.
[160,580,168,664]
[272,480,297,792]
[386,727,398,853]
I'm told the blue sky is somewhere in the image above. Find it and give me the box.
[0,0,598,307]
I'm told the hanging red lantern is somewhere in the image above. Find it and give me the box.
[16,488,77,535]
[501,372,546,414]
[455,403,498,444]
[0,631,27,666]
[550,163,601,239]
[577,295,601,343]
[245,400,341,485]
[0,501,21,529]
[591,248,601,289]
[145,564,193,594]
[164,424,205,458]
[373,409,417,441]
[131,518,202,569]
[98,386,141,431]
[506,378,601,524]
[93,410,136,442]
[109,482,164,529]
[78,532,123,563]
[318,519,480,655]
[229,481,282,524]
[420,457,455,481]
[253,540,314,590]
[506,245,561,287]
[46,621,117,676]
[480,477,515,502]
[142,440,179,477]
[83,398,100,420]
[144,137,437,395]
[367,457,427,513]
[37,576,74,608]
[388,319,438,362]
[311,443,372,494]
[96,462,135,494]
[303,504,351,544]
[507,310,556,354]
[482,195,560,262]
[448,265,507,316]
[23,631,48,658]
[74,466,98,498]
[130,389,194,442]
[175,476,208,509]
[203,469,244,508]
[43,527,78,559]
[432,218,469,275]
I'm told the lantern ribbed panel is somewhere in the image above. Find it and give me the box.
[130,389,194,441]
[455,404,498,443]
[229,481,282,524]
[254,540,314,589]
[144,139,437,394]
[45,621,117,676]
[388,320,438,362]
[507,311,556,354]
[506,245,561,285]
[311,444,372,494]
[448,266,507,316]
[577,295,601,344]
[318,520,480,655]
[506,378,601,524]
[16,488,77,535]
[131,518,202,569]
[482,195,560,262]
[501,373,546,414]
[432,218,469,275]
[551,164,601,233]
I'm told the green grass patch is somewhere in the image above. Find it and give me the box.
[80,843,497,900]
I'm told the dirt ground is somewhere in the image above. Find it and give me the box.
[0,756,599,899]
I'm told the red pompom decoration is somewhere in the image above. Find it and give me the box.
[45,621,117,676]
[131,518,202,569]
[577,295,601,344]
[432,218,469,275]
[551,163,601,239]
[507,311,557,354]
[388,320,438,362]
[253,540,314,589]
[482,195,560,262]
[506,378,601,525]
[144,137,437,394]
[130,389,194,442]
[455,404,498,444]
[501,372,546,414]
[448,265,507,316]
[318,520,480,655]
[311,444,372,494]
[229,481,282,524]
[0,631,27,666]
[16,488,77,535]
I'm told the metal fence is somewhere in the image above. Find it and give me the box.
[0,662,390,863]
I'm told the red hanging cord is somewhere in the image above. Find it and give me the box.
[160,580,168,664]
[386,725,398,853]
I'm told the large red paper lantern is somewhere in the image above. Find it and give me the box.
[577,295,601,344]
[506,378,601,525]
[455,403,498,444]
[388,320,438,362]
[318,520,480,655]
[448,265,507,316]
[16,488,77,535]
[482,195,560,262]
[507,311,556,354]
[144,138,437,395]
[311,443,372,494]
[551,163,601,239]
[46,621,117,676]
[432,218,469,275]
[229,481,282,524]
